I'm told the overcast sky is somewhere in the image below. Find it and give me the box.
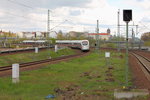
[0,0,150,37]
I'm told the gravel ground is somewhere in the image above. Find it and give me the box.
[129,52,150,90]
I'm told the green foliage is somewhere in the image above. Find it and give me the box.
[0,31,16,37]
[141,32,150,41]
[144,40,150,46]
[50,38,56,44]
[101,43,116,48]
[51,38,56,44]
[57,33,64,40]
[111,35,125,41]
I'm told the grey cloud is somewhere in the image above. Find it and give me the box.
[141,17,150,22]
[70,10,81,16]
[0,0,91,21]
[0,0,92,32]
[32,0,92,9]
[2,0,92,10]
[136,0,144,2]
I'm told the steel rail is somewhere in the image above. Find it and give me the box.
[131,52,150,81]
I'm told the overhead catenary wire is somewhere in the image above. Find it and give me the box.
[7,0,34,9]
[0,0,47,22]
[0,10,47,23]
[50,20,68,31]
[139,21,150,30]
[1,0,64,25]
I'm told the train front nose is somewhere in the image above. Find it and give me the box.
[81,41,89,51]
[82,46,89,50]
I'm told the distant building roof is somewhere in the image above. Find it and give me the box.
[88,33,110,35]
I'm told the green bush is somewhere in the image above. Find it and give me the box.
[144,41,150,46]
[101,43,116,48]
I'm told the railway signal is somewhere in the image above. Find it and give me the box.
[123,9,132,88]
[123,10,132,22]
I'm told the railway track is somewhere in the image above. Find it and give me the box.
[0,51,89,76]
[131,52,150,82]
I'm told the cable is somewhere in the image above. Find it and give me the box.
[7,0,34,9]
[5,0,47,22]
[0,10,47,32]
[0,1,48,32]
[50,20,68,31]
[139,21,150,30]
[0,10,47,23]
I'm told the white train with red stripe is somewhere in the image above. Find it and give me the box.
[56,40,90,51]
[22,40,47,46]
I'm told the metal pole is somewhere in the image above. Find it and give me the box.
[132,28,134,49]
[117,9,120,51]
[95,20,98,51]
[139,39,141,50]
[47,9,50,38]
[97,20,100,51]
[125,21,129,87]
[136,25,139,48]
[136,25,138,36]
[47,9,51,58]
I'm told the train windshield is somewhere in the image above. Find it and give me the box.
[82,41,88,45]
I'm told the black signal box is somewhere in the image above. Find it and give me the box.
[123,10,132,21]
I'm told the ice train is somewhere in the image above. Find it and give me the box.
[56,40,90,51]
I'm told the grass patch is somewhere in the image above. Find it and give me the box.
[0,50,147,100]
[0,48,74,66]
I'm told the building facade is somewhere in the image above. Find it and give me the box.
[16,32,47,39]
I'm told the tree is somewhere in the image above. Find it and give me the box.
[141,32,150,41]
[58,30,63,34]
[57,30,64,40]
